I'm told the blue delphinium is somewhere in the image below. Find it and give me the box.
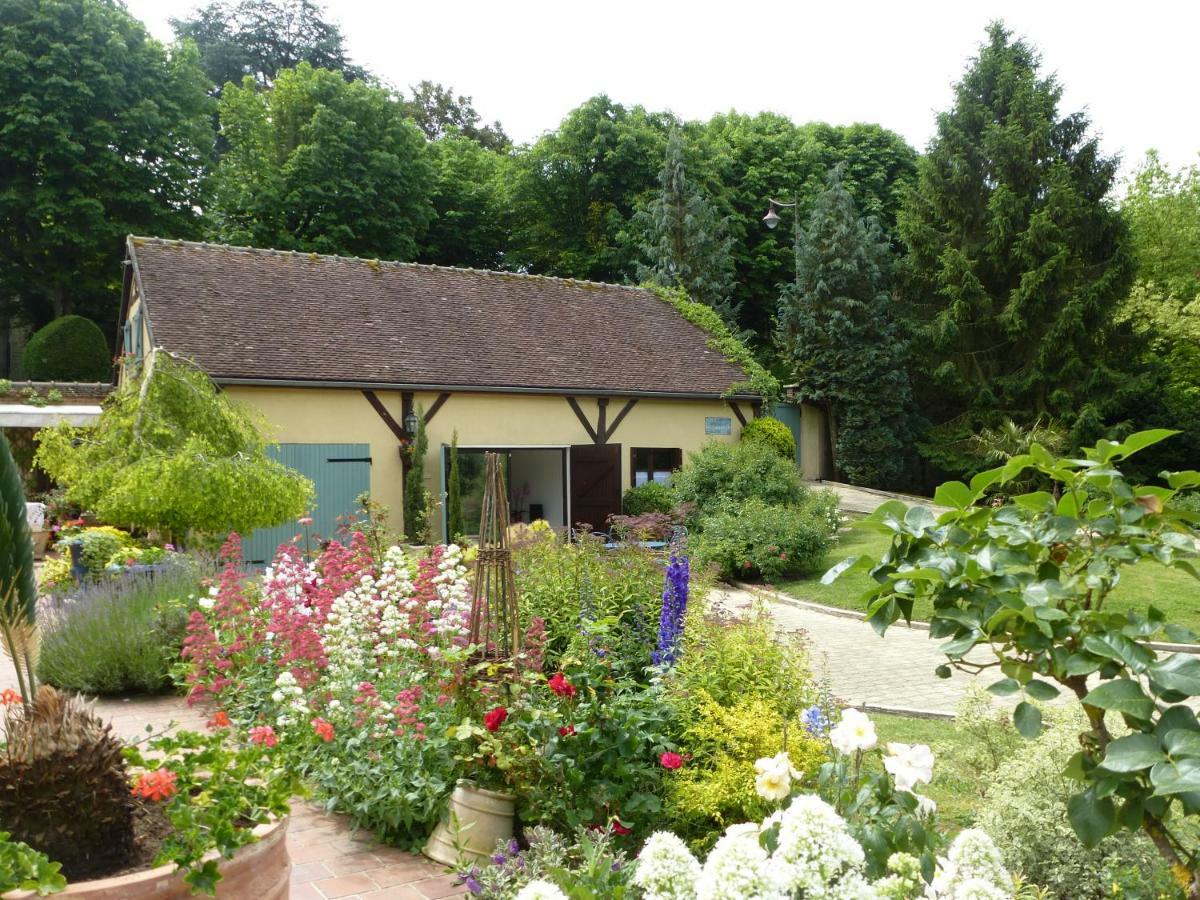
[801,704,829,737]
[652,553,689,667]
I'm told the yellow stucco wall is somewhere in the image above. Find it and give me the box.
[223,386,764,536]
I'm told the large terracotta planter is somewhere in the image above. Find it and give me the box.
[424,781,515,866]
[4,817,289,900]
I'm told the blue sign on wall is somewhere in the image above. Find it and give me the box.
[705,416,732,435]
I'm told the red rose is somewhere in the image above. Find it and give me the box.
[659,751,684,770]
[558,724,576,737]
[548,672,577,698]
[611,820,632,836]
[484,706,508,732]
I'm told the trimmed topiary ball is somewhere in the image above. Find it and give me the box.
[740,416,796,460]
[21,316,111,382]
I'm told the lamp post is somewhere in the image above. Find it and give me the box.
[762,195,803,280]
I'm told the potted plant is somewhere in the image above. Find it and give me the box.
[0,689,299,899]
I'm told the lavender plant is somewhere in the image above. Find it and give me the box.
[652,553,689,667]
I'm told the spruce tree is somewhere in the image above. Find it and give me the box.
[777,170,914,488]
[637,129,738,324]
[897,23,1135,474]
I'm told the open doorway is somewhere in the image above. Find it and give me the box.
[441,446,568,540]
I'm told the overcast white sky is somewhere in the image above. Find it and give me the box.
[125,0,1199,182]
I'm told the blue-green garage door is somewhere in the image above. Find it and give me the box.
[242,443,371,565]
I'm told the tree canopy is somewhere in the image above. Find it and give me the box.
[897,22,1136,475]
[211,63,434,259]
[777,171,914,487]
[35,351,312,540]
[0,0,212,327]
[402,81,510,150]
[170,0,362,92]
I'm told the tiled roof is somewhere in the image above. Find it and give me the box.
[126,237,756,398]
[0,382,113,404]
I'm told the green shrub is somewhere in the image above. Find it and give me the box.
[976,710,1177,899]
[37,567,200,694]
[54,525,134,577]
[21,315,111,382]
[672,440,805,514]
[622,481,677,516]
[692,496,835,580]
[664,690,827,852]
[741,416,796,459]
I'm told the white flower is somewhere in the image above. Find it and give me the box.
[696,828,786,900]
[829,709,877,755]
[515,880,569,900]
[915,794,937,819]
[883,742,934,792]
[754,751,800,801]
[197,596,215,611]
[926,829,1010,899]
[774,794,865,896]
[632,831,700,900]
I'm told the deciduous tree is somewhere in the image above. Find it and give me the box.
[402,81,509,150]
[212,63,434,259]
[0,0,212,327]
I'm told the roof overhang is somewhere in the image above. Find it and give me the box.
[212,376,760,402]
[0,405,103,428]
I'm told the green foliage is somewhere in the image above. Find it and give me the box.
[0,832,65,896]
[212,63,434,260]
[693,494,837,581]
[124,728,300,895]
[402,80,509,150]
[740,416,795,460]
[1123,150,1200,301]
[897,23,1137,477]
[55,525,134,576]
[833,429,1200,885]
[672,600,814,722]
[977,710,1177,899]
[170,0,362,93]
[636,128,738,324]
[418,133,512,270]
[512,533,668,671]
[776,171,914,488]
[0,0,212,326]
[447,431,465,541]
[621,481,677,516]
[644,283,779,400]
[20,316,110,382]
[464,826,634,899]
[35,352,312,540]
[403,411,429,542]
[0,430,37,705]
[672,440,805,514]
[38,569,200,695]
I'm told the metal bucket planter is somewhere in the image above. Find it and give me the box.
[5,818,290,900]
[424,781,515,866]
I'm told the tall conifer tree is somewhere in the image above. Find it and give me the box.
[777,171,914,488]
[897,23,1135,473]
[637,129,738,324]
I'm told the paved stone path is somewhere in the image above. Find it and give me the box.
[716,584,997,716]
[0,656,462,900]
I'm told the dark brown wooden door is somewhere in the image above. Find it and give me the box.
[570,443,621,532]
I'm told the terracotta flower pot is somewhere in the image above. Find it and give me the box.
[424,781,515,866]
[4,817,290,900]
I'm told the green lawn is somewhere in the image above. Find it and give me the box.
[870,713,985,828]
[776,526,1200,634]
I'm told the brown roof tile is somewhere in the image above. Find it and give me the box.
[126,238,755,398]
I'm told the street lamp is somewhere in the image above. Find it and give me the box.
[762,195,803,280]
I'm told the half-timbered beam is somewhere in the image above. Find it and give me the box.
[727,400,748,428]
[602,398,638,443]
[565,396,599,443]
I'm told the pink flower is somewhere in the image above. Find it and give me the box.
[312,717,335,742]
[659,751,685,770]
[548,672,577,698]
[299,517,314,526]
[249,725,278,747]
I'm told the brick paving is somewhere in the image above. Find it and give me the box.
[0,656,463,899]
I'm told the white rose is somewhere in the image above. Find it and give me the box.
[883,742,934,792]
[829,708,878,755]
